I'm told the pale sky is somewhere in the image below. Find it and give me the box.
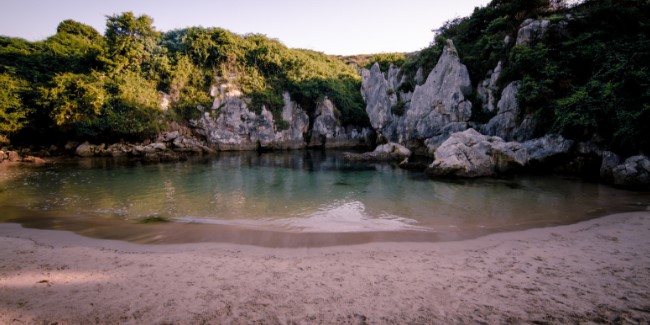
[0,0,490,55]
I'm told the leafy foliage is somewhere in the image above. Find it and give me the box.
[364,53,406,72]
[0,12,368,145]
[0,73,28,144]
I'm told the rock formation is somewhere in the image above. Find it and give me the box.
[310,98,371,148]
[600,153,650,188]
[361,40,473,152]
[476,61,502,113]
[192,89,369,151]
[516,19,550,46]
[481,81,536,141]
[343,142,411,162]
[425,129,573,178]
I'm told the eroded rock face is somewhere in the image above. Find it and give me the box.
[310,98,371,148]
[361,41,473,151]
[193,92,368,151]
[361,63,396,138]
[516,19,550,46]
[477,61,502,113]
[481,81,536,141]
[400,41,473,141]
[522,134,574,165]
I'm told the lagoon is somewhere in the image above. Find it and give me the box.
[1,150,648,247]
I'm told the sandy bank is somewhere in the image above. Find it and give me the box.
[1,212,649,324]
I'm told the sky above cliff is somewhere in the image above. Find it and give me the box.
[0,0,489,55]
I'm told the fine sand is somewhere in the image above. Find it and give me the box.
[1,212,649,324]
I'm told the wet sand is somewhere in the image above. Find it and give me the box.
[1,212,649,324]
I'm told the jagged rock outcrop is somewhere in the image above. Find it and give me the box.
[361,41,473,151]
[426,129,574,178]
[481,81,536,141]
[400,41,473,141]
[343,142,411,162]
[309,98,370,148]
[193,90,368,151]
[277,92,310,149]
[516,19,550,46]
[476,61,502,113]
[360,63,397,139]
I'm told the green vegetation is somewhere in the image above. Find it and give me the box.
[364,53,406,72]
[0,13,367,146]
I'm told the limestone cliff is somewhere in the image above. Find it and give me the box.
[361,40,473,153]
[192,89,370,151]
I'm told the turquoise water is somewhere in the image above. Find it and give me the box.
[1,150,648,246]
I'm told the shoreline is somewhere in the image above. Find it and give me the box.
[1,212,649,323]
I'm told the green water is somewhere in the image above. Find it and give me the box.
[1,150,648,246]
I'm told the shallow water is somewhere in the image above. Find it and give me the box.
[1,150,648,246]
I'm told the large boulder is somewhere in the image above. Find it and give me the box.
[426,129,574,178]
[611,155,650,188]
[426,129,527,177]
[75,142,95,157]
[516,19,550,46]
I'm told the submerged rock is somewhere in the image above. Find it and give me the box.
[343,142,411,162]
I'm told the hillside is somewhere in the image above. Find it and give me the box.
[0,0,648,160]
[0,13,367,145]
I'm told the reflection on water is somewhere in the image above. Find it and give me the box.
[0,150,648,246]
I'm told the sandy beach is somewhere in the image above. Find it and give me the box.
[1,212,649,324]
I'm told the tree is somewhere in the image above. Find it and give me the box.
[104,12,160,73]
[0,73,28,144]
[39,72,106,127]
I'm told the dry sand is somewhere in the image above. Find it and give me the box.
[0,212,649,324]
